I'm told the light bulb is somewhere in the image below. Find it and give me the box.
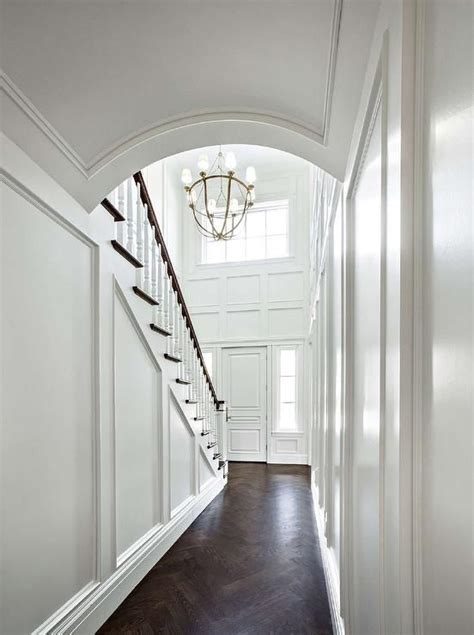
[197,154,209,172]
[181,168,192,185]
[190,189,197,203]
[229,198,238,212]
[225,151,237,170]
[208,198,216,212]
[246,166,256,184]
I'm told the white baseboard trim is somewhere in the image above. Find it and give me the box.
[311,483,345,635]
[267,453,309,465]
[38,476,226,635]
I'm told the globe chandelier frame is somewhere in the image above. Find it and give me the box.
[181,149,256,241]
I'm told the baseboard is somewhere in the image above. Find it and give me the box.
[267,453,309,465]
[311,483,345,635]
[39,476,226,635]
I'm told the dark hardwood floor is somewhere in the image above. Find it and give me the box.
[98,463,333,634]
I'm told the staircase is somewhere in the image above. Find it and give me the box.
[103,172,228,478]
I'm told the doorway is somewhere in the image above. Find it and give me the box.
[222,346,267,462]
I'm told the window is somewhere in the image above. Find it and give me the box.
[202,199,289,264]
[278,348,297,430]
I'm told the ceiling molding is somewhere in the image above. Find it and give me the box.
[0,70,88,176]
[0,0,342,179]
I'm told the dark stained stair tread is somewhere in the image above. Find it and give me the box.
[102,199,126,222]
[176,378,191,385]
[164,353,182,363]
[111,240,143,268]
[133,286,159,306]
[150,323,172,336]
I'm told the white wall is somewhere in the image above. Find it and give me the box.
[418,1,473,633]
[0,136,225,634]
[178,163,313,464]
[311,2,473,635]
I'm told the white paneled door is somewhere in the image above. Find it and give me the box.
[223,347,267,462]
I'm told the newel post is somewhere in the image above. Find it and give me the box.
[216,401,227,463]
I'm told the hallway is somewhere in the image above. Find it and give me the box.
[98,464,333,634]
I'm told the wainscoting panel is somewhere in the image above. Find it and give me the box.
[190,310,221,340]
[169,391,196,516]
[226,309,261,339]
[114,288,161,562]
[227,274,261,305]
[186,277,220,307]
[199,447,215,492]
[268,271,304,303]
[0,183,98,635]
[268,307,304,337]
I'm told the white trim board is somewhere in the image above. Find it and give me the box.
[312,483,345,635]
[36,477,225,635]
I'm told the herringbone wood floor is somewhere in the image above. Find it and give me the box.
[97,463,333,634]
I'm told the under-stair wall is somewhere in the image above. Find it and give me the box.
[0,136,227,635]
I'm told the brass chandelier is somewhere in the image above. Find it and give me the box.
[181,149,256,241]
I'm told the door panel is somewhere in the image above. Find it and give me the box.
[223,347,267,462]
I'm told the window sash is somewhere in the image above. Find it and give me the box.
[202,199,289,264]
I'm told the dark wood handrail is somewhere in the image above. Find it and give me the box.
[132,171,219,405]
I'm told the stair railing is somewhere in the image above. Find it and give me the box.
[102,172,226,468]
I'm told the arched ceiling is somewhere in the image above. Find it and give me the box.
[0,0,380,210]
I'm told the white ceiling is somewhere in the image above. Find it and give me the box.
[164,144,309,178]
[0,0,380,209]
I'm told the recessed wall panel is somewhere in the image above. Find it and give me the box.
[187,278,220,307]
[268,307,304,336]
[1,185,96,634]
[227,274,260,305]
[226,309,260,339]
[115,291,160,559]
[191,311,220,341]
[169,393,195,513]
[268,272,304,302]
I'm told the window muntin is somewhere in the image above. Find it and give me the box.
[278,348,297,430]
[202,199,289,264]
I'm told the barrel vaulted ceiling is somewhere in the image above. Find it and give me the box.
[0,0,380,208]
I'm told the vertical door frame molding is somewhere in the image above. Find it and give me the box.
[343,33,389,635]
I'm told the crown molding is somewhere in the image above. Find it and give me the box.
[0,70,89,176]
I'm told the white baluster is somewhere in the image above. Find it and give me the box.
[163,269,170,332]
[143,207,151,294]
[116,182,126,245]
[127,180,136,256]
[136,193,144,286]
[151,234,158,323]
[155,244,163,324]
[173,298,180,359]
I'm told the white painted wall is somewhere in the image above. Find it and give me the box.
[418,2,473,633]
[0,136,226,634]
[175,159,313,464]
[311,2,473,635]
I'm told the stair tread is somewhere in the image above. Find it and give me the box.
[102,199,126,222]
[176,378,191,385]
[111,240,143,268]
[164,353,182,363]
[150,323,171,337]
[186,399,198,404]
[133,286,159,306]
